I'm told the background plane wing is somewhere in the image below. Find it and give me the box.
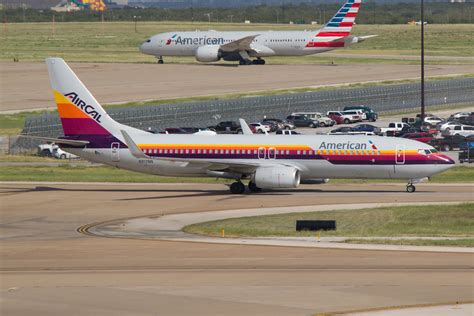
[220,35,260,52]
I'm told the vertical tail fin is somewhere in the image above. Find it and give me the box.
[307,0,362,48]
[46,57,120,137]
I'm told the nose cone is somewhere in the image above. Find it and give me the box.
[437,154,456,165]
[139,40,153,55]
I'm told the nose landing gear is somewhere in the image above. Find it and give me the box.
[406,184,416,193]
[157,56,164,64]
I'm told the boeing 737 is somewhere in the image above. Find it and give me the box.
[139,0,375,65]
[31,58,454,194]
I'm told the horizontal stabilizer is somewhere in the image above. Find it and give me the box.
[120,130,148,159]
[19,135,89,147]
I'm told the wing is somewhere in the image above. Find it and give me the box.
[220,35,259,53]
[120,130,297,175]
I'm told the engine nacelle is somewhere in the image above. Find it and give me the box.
[195,45,221,62]
[253,166,300,189]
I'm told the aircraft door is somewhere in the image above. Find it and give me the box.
[395,145,405,165]
[268,147,276,160]
[111,142,120,162]
[258,147,266,160]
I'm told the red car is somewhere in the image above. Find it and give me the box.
[401,132,434,143]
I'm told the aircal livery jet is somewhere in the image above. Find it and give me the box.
[139,0,375,65]
[33,58,454,194]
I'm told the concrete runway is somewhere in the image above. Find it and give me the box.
[1,62,473,112]
[1,182,473,315]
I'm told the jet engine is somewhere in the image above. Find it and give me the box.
[195,45,221,62]
[253,166,300,189]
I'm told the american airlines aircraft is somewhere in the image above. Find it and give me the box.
[139,0,375,65]
[33,58,454,194]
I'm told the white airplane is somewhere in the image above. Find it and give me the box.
[140,0,375,65]
[30,58,454,194]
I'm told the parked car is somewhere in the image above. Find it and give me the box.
[260,120,279,132]
[286,115,319,128]
[458,113,474,126]
[442,124,474,137]
[381,122,411,136]
[351,124,381,135]
[208,121,243,134]
[341,110,363,122]
[328,127,354,135]
[250,122,271,134]
[438,121,459,132]
[424,116,443,126]
[160,127,189,134]
[343,105,378,122]
[401,132,434,143]
[448,112,471,120]
[275,130,301,135]
[291,112,335,127]
[458,137,474,163]
[262,118,295,130]
[180,127,208,134]
[52,145,78,159]
[327,111,356,125]
[37,143,54,157]
[429,135,467,151]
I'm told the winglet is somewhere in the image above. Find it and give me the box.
[120,130,148,159]
[239,119,254,135]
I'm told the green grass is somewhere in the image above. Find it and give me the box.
[1,23,473,63]
[0,164,471,183]
[183,203,474,243]
[345,238,474,247]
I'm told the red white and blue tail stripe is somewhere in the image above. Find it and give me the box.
[306,0,362,48]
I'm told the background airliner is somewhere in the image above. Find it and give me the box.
[33,58,454,194]
[140,0,375,65]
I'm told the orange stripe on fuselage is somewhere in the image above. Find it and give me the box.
[54,91,89,119]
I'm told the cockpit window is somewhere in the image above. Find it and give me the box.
[430,149,438,153]
[418,149,431,155]
[146,39,151,43]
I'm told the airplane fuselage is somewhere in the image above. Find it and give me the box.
[140,30,338,59]
[66,134,454,181]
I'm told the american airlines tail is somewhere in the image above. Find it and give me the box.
[46,58,146,145]
[307,0,362,48]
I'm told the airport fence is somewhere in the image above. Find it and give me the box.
[12,77,474,153]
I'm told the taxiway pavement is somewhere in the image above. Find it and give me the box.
[1,182,473,315]
[1,62,473,112]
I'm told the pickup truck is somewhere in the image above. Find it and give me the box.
[381,122,411,136]
[208,121,243,134]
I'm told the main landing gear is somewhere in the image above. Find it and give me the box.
[230,181,246,194]
[229,181,262,194]
[238,58,266,65]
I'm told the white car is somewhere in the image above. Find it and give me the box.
[52,145,78,159]
[450,112,471,120]
[291,112,335,127]
[424,116,443,125]
[443,125,474,137]
[250,122,271,134]
[438,121,459,132]
[343,109,365,121]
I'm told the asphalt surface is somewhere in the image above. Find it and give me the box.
[1,61,473,112]
[1,182,473,315]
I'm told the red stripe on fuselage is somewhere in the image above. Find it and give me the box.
[306,41,345,48]
[317,32,351,37]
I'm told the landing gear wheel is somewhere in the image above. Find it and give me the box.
[406,184,416,193]
[157,56,164,64]
[252,58,266,65]
[248,181,262,193]
[230,181,246,194]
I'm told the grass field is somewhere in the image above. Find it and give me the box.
[0,164,471,183]
[1,22,473,64]
[183,203,474,247]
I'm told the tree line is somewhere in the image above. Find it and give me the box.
[2,3,473,24]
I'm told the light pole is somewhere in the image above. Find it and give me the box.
[204,13,211,23]
[228,14,234,23]
[420,0,425,121]
[133,15,140,33]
